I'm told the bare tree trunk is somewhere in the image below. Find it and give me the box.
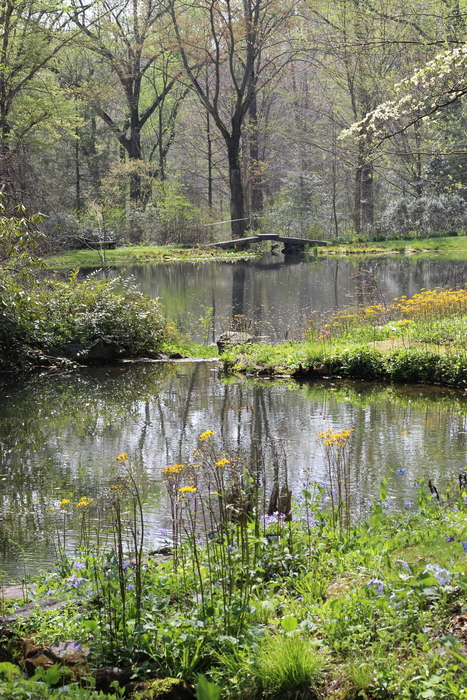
[248,86,263,229]
[227,129,248,238]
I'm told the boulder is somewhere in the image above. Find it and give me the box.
[216,331,253,354]
[77,335,130,363]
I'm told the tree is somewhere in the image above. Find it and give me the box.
[0,0,79,206]
[170,0,297,237]
[70,0,186,203]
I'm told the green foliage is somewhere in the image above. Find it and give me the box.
[0,670,113,699]
[0,270,172,370]
[196,675,221,700]
[254,634,324,699]
[36,272,170,354]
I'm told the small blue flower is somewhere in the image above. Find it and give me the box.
[396,559,410,571]
[46,589,54,596]
[404,500,414,507]
[425,563,452,586]
[462,542,467,552]
[127,583,135,591]
[394,469,406,476]
[226,544,236,553]
[72,560,86,571]
[159,528,169,538]
[67,573,88,589]
[368,578,385,595]
[446,535,455,542]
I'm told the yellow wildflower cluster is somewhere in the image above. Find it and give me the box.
[215,458,229,468]
[199,430,215,441]
[318,429,354,447]
[76,496,94,508]
[178,486,197,493]
[391,287,467,322]
[115,453,128,462]
[58,498,71,505]
[162,464,185,476]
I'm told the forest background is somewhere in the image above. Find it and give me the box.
[2,0,467,248]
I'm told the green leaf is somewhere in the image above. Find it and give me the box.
[281,615,298,631]
[196,674,221,700]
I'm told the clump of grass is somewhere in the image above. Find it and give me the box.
[254,634,325,699]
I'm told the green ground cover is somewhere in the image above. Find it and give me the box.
[45,245,260,269]
[2,435,467,699]
[44,234,467,269]
[221,286,467,387]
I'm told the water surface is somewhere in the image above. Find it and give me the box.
[2,361,467,580]
[100,253,467,343]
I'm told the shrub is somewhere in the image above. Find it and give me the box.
[0,272,172,370]
[36,273,171,355]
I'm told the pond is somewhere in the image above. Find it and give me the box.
[93,252,467,343]
[1,360,467,581]
[3,252,467,581]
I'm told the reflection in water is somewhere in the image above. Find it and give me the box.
[1,362,467,580]
[91,254,467,343]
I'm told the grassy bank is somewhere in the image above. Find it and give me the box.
[43,234,467,269]
[222,286,467,388]
[2,436,467,699]
[45,245,261,269]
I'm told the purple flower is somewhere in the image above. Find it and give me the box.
[446,535,455,543]
[197,537,205,546]
[297,597,303,602]
[46,589,54,596]
[396,559,410,571]
[127,583,135,591]
[462,542,467,552]
[453,506,460,512]
[368,578,385,595]
[72,560,86,571]
[404,500,414,507]
[67,573,88,589]
[425,563,452,586]
[159,528,169,538]
[394,469,406,476]
[68,642,82,652]
[226,544,236,553]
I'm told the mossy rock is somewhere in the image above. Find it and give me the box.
[129,677,195,699]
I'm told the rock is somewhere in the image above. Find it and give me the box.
[127,677,195,699]
[77,335,130,363]
[62,343,86,358]
[1,598,66,628]
[0,584,36,601]
[216,331,253,354]
[168,352,184,359]
[25,653,55,676]
[95,666,134,693]
[47,640,90,665]
[23,639,89,678]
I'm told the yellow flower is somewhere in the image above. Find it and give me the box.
[76,497,94,508]
[178,486,197,493]
[199,430,215,441]
[192,464,201,469]
[215,458,229,468]
[162,464,185,475]
[115,453,128,462]
[59,499,71,505]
